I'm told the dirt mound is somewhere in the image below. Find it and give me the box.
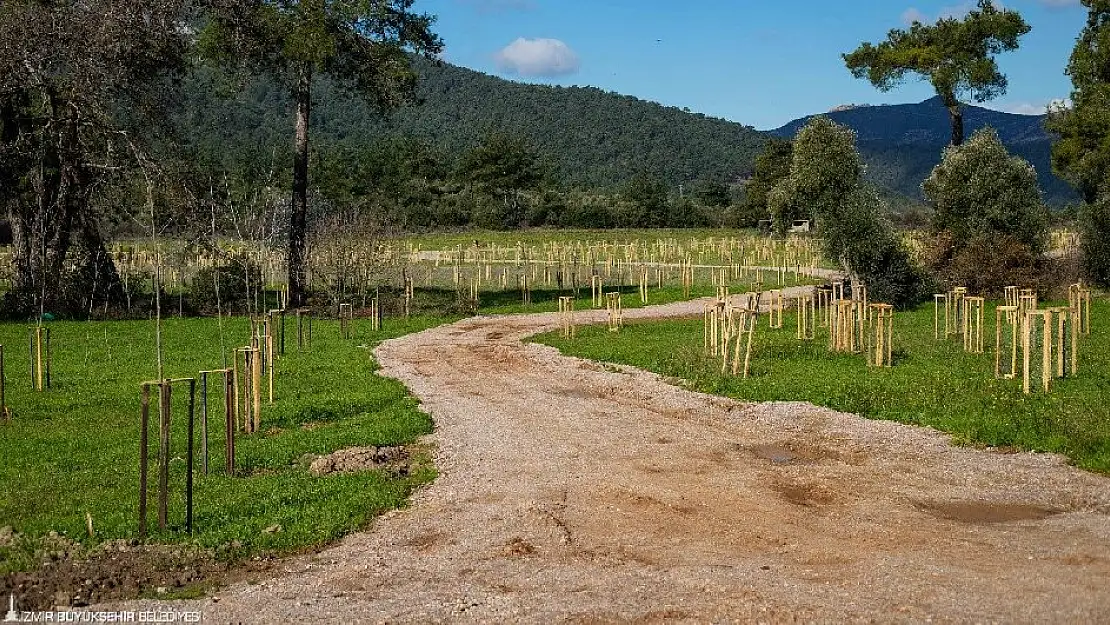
[308,446,409,476]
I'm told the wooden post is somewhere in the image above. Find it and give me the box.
[185,378,195,535]
[158,382,171,531]
[995,306,1019,380]
[138,384,150,539]
[559,296,576,339]
[224,369,235,475]
[963,297,985,354]
[200,371,208,476]
[606,292,623,332]
[252,347,262,432]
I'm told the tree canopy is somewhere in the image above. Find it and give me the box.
[0,0,194,315]
[201,0,443,305]
[923,127,1048,255]
[843,0,1030,146]
[774,118,925,307]
[1046,0,1110,286]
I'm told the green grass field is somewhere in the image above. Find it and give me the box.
[0,314,456,574]
[535,300,1110,473]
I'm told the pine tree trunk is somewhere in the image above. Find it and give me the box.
[288,63,312,308]
[946,98,964,146]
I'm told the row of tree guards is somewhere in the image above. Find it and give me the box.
[931,284,1092,394]
[701,281,896,376]
[134,302,389,537]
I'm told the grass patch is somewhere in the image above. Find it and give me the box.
[0,314,455,574]
[535,300,1110,473]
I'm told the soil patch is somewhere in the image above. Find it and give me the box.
[919,500,1061,524]
[2,535,276,611]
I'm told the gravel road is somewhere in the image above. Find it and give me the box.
[121,287,1110,623]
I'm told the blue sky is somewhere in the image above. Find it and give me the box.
[416,0,1088,130]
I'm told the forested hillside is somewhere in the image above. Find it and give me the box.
[179,58,768,191]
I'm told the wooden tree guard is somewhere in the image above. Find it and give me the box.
[1069,283,1091,336]
[1047,307,1079,379]
[1022,310,1053,394]
[720,306,756,378]
[403,275,414,318]
[868,304,894,367]
[338,303,353,340]
[995,306,1019,379]
[268,309,286,356]
[716,285,729,303]
[369,296,382,332]
[832,280,845,301]
[199,368,234,476]
[295,308,313,350]
[682,261,693,299]
[829,300,861,353]
[138,377,197,538]
[852,281,868,311]
[767,290,784,329]
[795,295,815,340]
[234,347,262,433]
[1003,286,1019,309]
[945,287,967,338]
[606,292,623,332]
[816,287,833,328]
[29,326,51,391]
[962,296,985,353]
[1018,291,1038,319]
[558,296,576,339]
[520,271,531,306]
[591,275,603,308]
[638,266,648,304]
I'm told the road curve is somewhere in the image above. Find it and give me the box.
[127,287,1110,623]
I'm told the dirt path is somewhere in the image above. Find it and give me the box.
[129,289,1110,623]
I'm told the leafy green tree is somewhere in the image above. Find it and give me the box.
[776,117,925,306]
[923,128,1048,254]
[1047,1,1110,204]
[202,0,442,306]
[692,178,730,208]
[0,0,194,315]
[624,173,669,228]
[457,132,546,228]
[739,138,794,231]
[1045,1,1110,285]
[843,0,1030,146]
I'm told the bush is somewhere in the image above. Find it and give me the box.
[190,254,262,314]
[940,234,1042,296]
[923,127,1049,255]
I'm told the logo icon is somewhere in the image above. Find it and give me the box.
[3,594,16,622]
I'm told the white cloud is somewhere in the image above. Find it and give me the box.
[494,38,581,77]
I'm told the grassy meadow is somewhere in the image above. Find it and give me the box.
[535,299,1110,473]
[0,314,457,573]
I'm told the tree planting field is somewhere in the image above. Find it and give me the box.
[536,299,1110,472]
[0,316,454,592]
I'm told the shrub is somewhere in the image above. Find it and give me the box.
[923,127,1049,255]
[190,254,262,314]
